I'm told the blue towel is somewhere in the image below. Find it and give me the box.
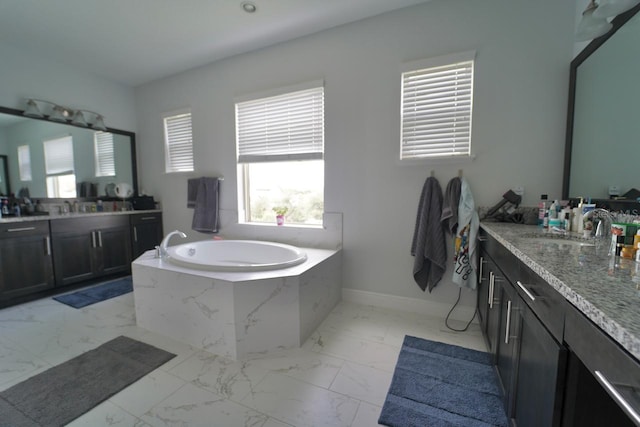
[191,177,220,234]
[411,177,446,292]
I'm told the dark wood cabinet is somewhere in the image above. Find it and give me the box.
[0,221,54,300]
[479,230,566,426]
[130,213,163,259]
[51,215,131,287]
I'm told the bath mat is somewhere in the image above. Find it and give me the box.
[0,336,175,427]
[53,276,133,308]
[378,335,509,427]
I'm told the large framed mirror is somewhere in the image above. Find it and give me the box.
[0,106,137,200]
[563,4,640,208]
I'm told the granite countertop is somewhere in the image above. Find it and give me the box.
[0,209,162,223]
[480,221,640,361]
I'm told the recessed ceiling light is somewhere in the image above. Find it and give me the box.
[241,2,256,13]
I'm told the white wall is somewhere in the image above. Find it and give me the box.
[0,43,136,131]
[135,0,576,311]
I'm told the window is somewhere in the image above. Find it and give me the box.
[17,145,32,181]
[43,135,76,198]
[236,83,324,226]
[163,109,194,173]
[400,51,475,161]
[94,131,115,177]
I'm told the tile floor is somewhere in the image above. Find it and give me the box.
[0,289,485,426]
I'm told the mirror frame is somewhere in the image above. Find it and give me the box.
[0,105,138,200]
[563,3,640,203]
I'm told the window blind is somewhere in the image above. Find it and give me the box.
[164,111,194,172]
[44,136,74,175]
[236,86,324,163]
[401,58,474,160]
[94,131,115,177]
[18,145,32,181]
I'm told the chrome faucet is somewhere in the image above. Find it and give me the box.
[583,208,613,239]
[159,230,187,258]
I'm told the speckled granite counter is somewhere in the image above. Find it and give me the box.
[481,222,640,361]
[0,209,162,223]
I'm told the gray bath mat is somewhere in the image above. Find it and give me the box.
[0,336,175,427]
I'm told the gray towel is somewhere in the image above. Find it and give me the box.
[187,178,199,208]
[441,177,462,235]
[411,176,446,292]
[191,177,220,233]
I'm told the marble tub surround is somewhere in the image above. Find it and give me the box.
[132,247,342,360]
[480,222,640,360]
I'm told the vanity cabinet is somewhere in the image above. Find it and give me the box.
[479,230,566,427]
[130,213,163,259]
[51,215,132,287]
[0,221,54,300]
[562,304,640,426]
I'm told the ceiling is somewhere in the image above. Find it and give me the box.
[0,0,432,87]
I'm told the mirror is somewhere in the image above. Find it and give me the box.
[0,155,8,196]
[0,106,137,200]
[563,5,640,204]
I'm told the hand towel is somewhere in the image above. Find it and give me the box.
[191,177,220,234]
[452,177,479,289]
[441,177,462,235]
[187,178,200,208]
[411,176,447,292]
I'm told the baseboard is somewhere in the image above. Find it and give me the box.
[341,288,478,323]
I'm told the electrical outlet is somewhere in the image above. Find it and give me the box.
[514,186,525,196]
[609,185,620,196]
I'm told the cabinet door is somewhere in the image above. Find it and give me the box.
[477,252,489,333]
[513,302,566,427]
[495,280,521,418]
[131,214,163,259]
[0,223,54,299]
[486,262,505,358]
[97,225,131,275]
[51,229,96,286]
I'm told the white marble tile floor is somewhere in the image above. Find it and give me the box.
[0,292,485,426]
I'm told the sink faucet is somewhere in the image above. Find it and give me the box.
[159,230,187,258]
[583,208,613,239]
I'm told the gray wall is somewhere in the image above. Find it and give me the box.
[134,0,576,309]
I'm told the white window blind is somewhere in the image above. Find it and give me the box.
[236,86,324,163]
[94,131,115,177]
[164,110,194,173]
[401,53,474,160]
[44,135,75,175]
[18,145,32,181]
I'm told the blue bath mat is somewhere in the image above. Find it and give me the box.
[378,336,509,427]
[53,276,133,308]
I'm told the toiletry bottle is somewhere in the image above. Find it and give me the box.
[549,200,559,220]
[564,211,571,231]
[538,194,548,227]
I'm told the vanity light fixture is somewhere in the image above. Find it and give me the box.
[23,99,107,131]
[241,2,256,13]
[593,0,640,18]
[576,0,614,41]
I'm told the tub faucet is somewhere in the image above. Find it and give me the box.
[159,230,187,258]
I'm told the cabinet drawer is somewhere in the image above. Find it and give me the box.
[565,304,640,424]
[51,215,129,233]
[513,263,566,342]
[130,213,162,225]
[0,221,50,237]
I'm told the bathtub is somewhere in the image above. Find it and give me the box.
[132,242,341,360]
[166,240,307,271]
